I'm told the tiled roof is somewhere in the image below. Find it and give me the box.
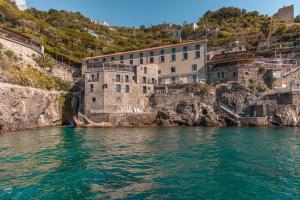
[83,40,207,61]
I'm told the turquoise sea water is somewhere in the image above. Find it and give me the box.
[0,127,300,199]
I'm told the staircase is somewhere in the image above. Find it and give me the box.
[219,104,241,121]
[282,65,300,78]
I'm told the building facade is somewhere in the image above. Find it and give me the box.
[83,62,158,117]
[274,5,294,23]
[83,40,207,85]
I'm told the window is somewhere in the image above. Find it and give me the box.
[140,53,143,58]
[160,49,165,55]
[171,54,176,61]
[192,64,197,71]
[144,67,147,74]
[183,46,188,52]
[130,60,133,65]
[130,54,133,59]
[91,74,95,81]
[195,45,201,58]
[143,77,147,84]
[160,56,165,62]
[221,72,225,79]
[158,78,163,84]
[143,86,147,94]
[140,58,144,64]
[171,77,176,84]
[90,84,94,92]
[92,97,96,102]
[172,48,176,54]
[152,78,155,84]
[196,45,201,51]
[195,51,201,58]
[193,75,198,83]
[150,57,154,63]
[158,70,161,75]
[233,72,236,77]
[125,75,129,82]
[150,51,154,57]
[103,58,106,62]
[217,72,220,78]
[111,57,115,62]
[115,84,121,93]
[183,52,188,60]
[116,74,121,82]
[171,67,176,73]
[120,55,124,64]
[125,85,130,93]
[102,84,107,89]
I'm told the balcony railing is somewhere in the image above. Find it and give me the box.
[86,62,134,73]
[0,26,42,53]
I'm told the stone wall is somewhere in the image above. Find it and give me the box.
[0,83,73,133]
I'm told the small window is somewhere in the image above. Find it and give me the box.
[102,84,107,89]
[143,86,147,94]
[196,45,201,51]
[140,53,143,58]
[140,58,144,64]
[171,67,176,73]
[150,51,154,57]
[92,97,96,102]
[130,54,133,59]
[160,49,165,55]
[125,75,129,82]
[172,48,176,54]
[144,67,147,74]
[160,56,165,62]
[125,85,130,93]
[130,60,133,65]
[150,57,154,63]
[116,74,121,82]
[233,72,236,77]
[143,77,147,84]
[90,84,94,92]
[158,70,161,75]
[103,58,106,62]
[183,46,188,52]
[195,51,201,58]
[120,55,124,64]
[192,64,197,71]
[171,54,176,61]
[183,52,188,60]
[115,84,121,93]
[221,72,225,79]
[152,78,155,84]
[217,72,220,78]
[111,57,115,62]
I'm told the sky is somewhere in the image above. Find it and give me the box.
[23,0,300,27]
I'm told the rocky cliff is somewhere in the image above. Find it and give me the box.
[0,83,74,133]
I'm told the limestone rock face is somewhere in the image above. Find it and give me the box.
[272,106,299,127]
[0,83,71,133]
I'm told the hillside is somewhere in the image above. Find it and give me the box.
[1,0,300,66]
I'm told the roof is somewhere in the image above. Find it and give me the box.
[209,51,258,64]
[83,40,207,61]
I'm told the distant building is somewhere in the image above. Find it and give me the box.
[191,23,199,30]
[274,5,294,23]
[99,21,110,27]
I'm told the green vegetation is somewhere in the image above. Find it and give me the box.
[258,67,267,75]
[9,65,71,91]
[33,55,54,72]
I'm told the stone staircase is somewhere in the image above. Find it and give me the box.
[282,65,300,78]
[219,104,241,121]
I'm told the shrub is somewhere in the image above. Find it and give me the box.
[34,55,54,71]
[4,50,15,58]
[199,84,210,94]
[258,67,267,75]
[256,84,266,92]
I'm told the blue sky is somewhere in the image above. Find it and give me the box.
[27,0,300,27]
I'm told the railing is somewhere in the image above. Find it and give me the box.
[0,26,42,54]
[86,62,134,73]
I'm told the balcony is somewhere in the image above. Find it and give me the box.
[86,62,134,73]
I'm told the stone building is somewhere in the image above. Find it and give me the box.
[207,51,297,85]
[83,62,158,120]
[274,5,294,23]
[83,40,207,85]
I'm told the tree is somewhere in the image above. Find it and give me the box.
[260,17,276,50]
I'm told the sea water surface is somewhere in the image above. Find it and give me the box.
[0,127,300,199]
